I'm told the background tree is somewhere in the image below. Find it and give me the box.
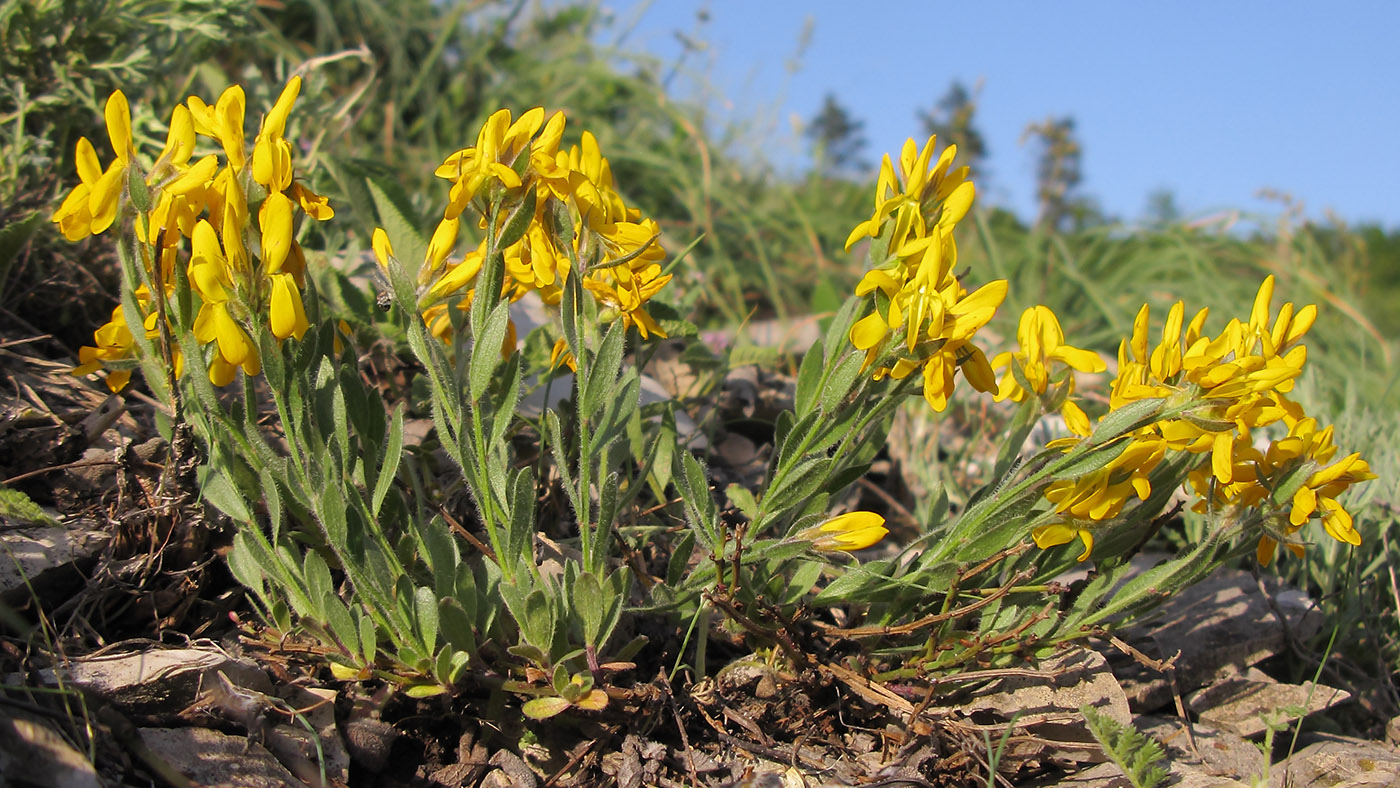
[918,79,988,177]
[807,92,868,178]
[1144,188,1181,227]
[1022,115,1095,231]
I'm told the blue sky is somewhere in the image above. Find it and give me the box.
[601,1,1398,228]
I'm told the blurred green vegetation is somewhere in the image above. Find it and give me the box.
[2,0,1396,692]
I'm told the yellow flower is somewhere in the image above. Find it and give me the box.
[845,136,1001,411]
[843,135,972,252]
[796,512,889,552]
[437,108,544,218]
[1190,416,1374,565]
[188,85,247,170]
[1107,278,1311,486]
[991,305,1105,432]
[188,220,259,383]
[1031,522,1096,562]
[992,305,1106,401]
[252,76,300,191]
[1043,433,1166,521]
[51,91,133,239]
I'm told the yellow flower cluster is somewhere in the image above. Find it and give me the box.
[991,305,1107,433]
[844,137,1006,411]
[61,79,332,390]
[1032,277,1373,563]
[373,108,669,361]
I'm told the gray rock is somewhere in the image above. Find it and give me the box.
[272,685,348,784]
[39,646,271,717]
[1045,760,1249,787]
[1099,562,1320,712]
[964,648,1131,762]
[1268,734,1400,787]
[1187,676,1350,739]
[0,519,110,603]
[1135,714,1265,781]
[0,709,104,788]
[138,726,300,787]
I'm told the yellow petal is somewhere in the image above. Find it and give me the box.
[372,228,395,269]
[87,161,126,235]
[105,91,132,162]
[215,85,247,170]
[165,154,218,194]
[1032,523,1076,549]
[1319,499,1360,546]
[263,75,301,139]
[75,137,102,184]
[211,303,253,366]
[802,512,888,552]
[938,180,975,227]
[849,311,889,351]
[425,216,460,274]
[269,273,309,340]
[259,191,294,273]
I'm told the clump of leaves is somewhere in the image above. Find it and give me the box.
[1080,705,1169,788]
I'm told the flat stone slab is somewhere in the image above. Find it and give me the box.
[1096,560,1320,712]
[1041,760,1250,787]
[37,646,271,717]
[0,709,103,788]
[0,519,109,602]
[1188,676,1350,738]
[139,727,301,788]
[964,648,1132,762]
[1269,734,1400,787]
[1135,714,1266,781]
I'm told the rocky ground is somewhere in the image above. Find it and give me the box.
[1,332,1397,788]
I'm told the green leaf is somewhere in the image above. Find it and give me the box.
[582,320,626,419]
[591,472,620,570]
[811,563,889,605]
[469,300,511,403]
[794,341,824,417]
[818,351,865,413]
[520,589,556,653]
[372,403,405,517]
[415,585,440,653]
[522,696,571,720]
[1080,705,1169,788]
[560,269,584,367]
[677,451,718,548]
[823,297,862,367]
[544,409,581,517]
[1090,398,1166,445]
[226,536,266,593]
[323,593,360,656]
[358,611,378,666]
[496,187,537,251]
[404,683,449,698]
[506,467,536,567]
[761,456,833,517]
[726,484,759,521]
[439,598,478,654]
[199,469,253,522]
[303,553,334,620]
[781,560,826,606]
[574,572,606,647]
[0,486,57,526]
[489,354,523,448]
[667,532,696,586]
